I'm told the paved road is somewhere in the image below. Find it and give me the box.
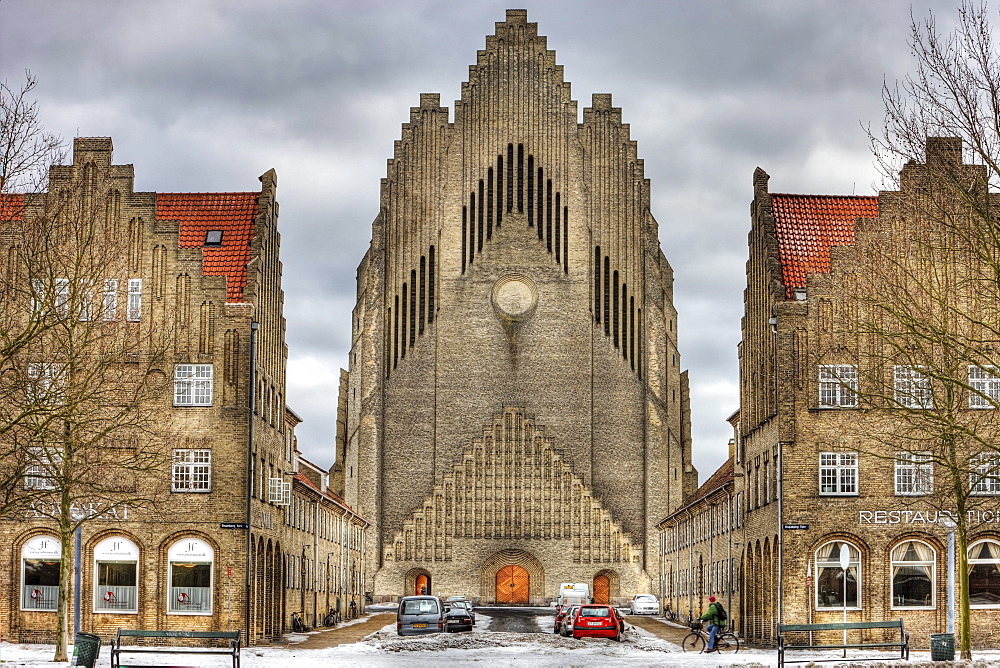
[477,606,553,633]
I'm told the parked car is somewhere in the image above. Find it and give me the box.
[444,600,474,632]
[396,595,445,636]
[553,605,570,633]
[571,604,625,641]
[558,605,581,636]
[628,594,660,615]
[445,596,475,623]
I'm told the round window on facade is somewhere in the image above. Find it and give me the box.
[890,540,935,609]
[167,538,214,615]
[815,541,861,610]
[968,539,1000,608]
[21,535,60,611]
[93,536,139,614]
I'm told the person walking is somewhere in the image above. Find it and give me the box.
[699,596,725,653]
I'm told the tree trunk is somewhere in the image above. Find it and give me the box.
[958,529,971,660]
[53,499,72,662]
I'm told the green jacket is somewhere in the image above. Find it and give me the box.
[699,602,722,625]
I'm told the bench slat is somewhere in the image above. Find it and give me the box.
[785,643,906,649]
[116,630,240,639]
[779,621,903,632]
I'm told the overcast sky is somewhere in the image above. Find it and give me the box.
[0,0,964,484]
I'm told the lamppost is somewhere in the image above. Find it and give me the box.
[839,542,850,657]
[940,515,956,634]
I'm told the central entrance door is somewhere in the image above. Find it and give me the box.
[495,564,529,604]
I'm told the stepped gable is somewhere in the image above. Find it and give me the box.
[770,194,878,298]
[156,192,259,302]
[387,406,640,564]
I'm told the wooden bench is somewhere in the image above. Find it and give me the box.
[777,619,909,667]
[110,629,241,668]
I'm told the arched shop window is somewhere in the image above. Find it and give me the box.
[815,541,861,610]
[890,540,935,609]
[968,539,1000,607]
[21,535,60,611]
[167,538,213,614]
[94,536,139,613]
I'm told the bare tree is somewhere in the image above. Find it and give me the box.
[1,81,173,661]
[866,1,1000,659]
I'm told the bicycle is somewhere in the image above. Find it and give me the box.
[662,605,678,622]
[681,620,740,653]
[291,610,307,633]
[323,607,342,627]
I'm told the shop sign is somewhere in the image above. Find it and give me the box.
[24,535,61,559]
[859,509,1000,525]
[25,500,129,521]
[94,537,139,560]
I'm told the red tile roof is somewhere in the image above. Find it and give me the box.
[770,195,878,298]
[157,193,259,302]
[0,193,25,221]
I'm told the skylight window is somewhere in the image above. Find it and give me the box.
[204,230,223,246]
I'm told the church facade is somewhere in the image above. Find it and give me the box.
[336,10,695,604]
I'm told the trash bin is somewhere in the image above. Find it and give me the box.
[71,632,101,668]
[930,632,955,661]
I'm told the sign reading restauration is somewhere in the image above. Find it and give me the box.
[859,509,1000,525]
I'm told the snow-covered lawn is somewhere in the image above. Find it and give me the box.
[3,611,1000,667]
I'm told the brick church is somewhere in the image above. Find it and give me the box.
[335,9,696,604]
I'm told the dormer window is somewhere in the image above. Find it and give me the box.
[204,230,223,246]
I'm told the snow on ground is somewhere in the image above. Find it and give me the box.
[5,611,1000,667]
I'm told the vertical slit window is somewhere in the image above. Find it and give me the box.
[613,271,620,348]
[393,297,399,368]
[487,167,495,238]
[419,258,426,334]
[527,156,534,226]
[554,193,561,263]
[461,207,467,273]
[495,157,503,226]
[478,180,485,251]
[386,307,392,375]
[507,144,514,213]
[469,193,476,262]
[517,144,524,213]
[622,284,628,359]
[563,207,569,273]
[630,297,636,370]
[400,285,407,358]
[546,180,552,251]
[637,309,643,378]
[537,168,544,239]
[603,257,611,335]
[594,246,602,323]
[428,246,435,323]
[409,273,416,347]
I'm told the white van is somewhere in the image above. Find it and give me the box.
[556,582,590,607]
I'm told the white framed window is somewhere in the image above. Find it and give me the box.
[972,453,1000,495]
[890,540,935,609]
[268,478,291,505]
[126,278,142,321]
[24,446,61,490]
[969,540,1000,608]
[172,449,211,493]
[815,541,860,610]
[173,364,213,406]
[102,279,118,321]
[28,362,66,406]
[895,451,933,496]
[54,278,70,317]
[21,536,60,611]
[819,364,858,408]
[970,365,1000,409]
[93,536,139,613]
[819,452,857,495]
[894,365,933,409]
[167,538,213,614]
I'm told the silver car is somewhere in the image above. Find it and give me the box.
[628,594,660,615]
[396,595,444,636]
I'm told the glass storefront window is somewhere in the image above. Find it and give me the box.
[21,535,60,611]
[890,540,935,608]
[815,541,860,610]
[94,536,139,613]
[167,538,213,614]
[969,539,1000,607]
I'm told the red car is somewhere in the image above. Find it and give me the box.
[553,605,570,633]
[572,604,626,641]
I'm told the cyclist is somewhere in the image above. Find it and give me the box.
[699,596,725,653]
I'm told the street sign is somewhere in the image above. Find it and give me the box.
[783,524,809,530]
[220,522,249,529]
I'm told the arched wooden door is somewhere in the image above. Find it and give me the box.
[495,565,529,604]
[593,575,610,603]
[414,573,430,596]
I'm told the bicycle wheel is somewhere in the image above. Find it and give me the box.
[717,631,740,653]
[681,632,705,652]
